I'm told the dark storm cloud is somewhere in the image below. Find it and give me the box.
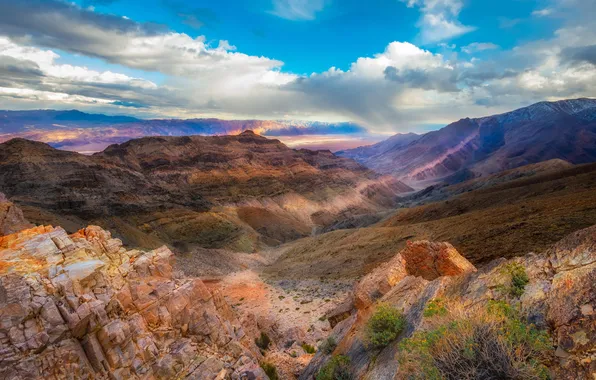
[384,66,459,92]
[561,45,596,66]
[0,0,167,60]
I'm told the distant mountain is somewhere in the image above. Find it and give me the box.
[336,132,419,165]
[0,132,411,251]
[337,98,596,187]
[0,109,369,152]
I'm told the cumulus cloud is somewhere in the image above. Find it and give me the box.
[400,0,475,43]
[270,0,330,20]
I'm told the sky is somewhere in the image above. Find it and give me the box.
[0,0,595,134]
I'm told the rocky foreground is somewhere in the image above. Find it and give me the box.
[0,225,269,379]
[0,204,595,378]
[303,232,596,379]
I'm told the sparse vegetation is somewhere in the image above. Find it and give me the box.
[320,336,337,354]
[316,355,353,380]
[366,303,406,348]
[502,262,530,297]
[423,298,448,318]
[255,332,271,350]
[260,362,279,380]
[398,301,551,379]
[302,343,316,354]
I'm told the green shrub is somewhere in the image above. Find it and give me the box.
[316,355,353,380]
[302,343,316,354]
[502,262,530,297]
[365,303,406,348]
[423,298,448,318]
[320,336,337,355]
[255,332,271,350]
[397,301,551,380]
[260,362,279,380]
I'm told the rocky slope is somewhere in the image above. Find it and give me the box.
[266,160,596,279]
[0,224,270,379]
[301,228,596,379]
[0,132,411,252]
[0,211,594,379]
[0,192,32,236]
[338,98,596,187]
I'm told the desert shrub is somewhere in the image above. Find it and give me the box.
[424,298,448,318]
[502,262,530,297]
[398,301,551,380]
[255,332,271,350]
[366,303,406,348]
[260,362,279,380]
[316,355,353,380]
[320,336,337,354]
[302,343,316,354]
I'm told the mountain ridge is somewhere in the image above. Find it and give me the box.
[0,132,412,252]
[338,98,596,186]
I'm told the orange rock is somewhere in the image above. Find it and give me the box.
[400,240,476,280]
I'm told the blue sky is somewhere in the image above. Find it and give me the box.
[0,0,594,134]
[73,0,557,74]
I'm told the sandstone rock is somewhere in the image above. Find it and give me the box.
[0,225,261,379]
[400,240,477,280]
[353,240,474,310]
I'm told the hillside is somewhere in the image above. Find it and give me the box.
[338,98,596,186]
[0,132,411,252]
[266,160,596,279]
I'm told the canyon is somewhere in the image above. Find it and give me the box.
[1,98,596,379]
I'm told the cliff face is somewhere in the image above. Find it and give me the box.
[302,228,596,379]
[0,225,266,379]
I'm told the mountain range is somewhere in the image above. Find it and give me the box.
[338,98,596,187]
[0,131,410,253]
[0,110,370,153]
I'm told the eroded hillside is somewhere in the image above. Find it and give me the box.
[0,132,411,255]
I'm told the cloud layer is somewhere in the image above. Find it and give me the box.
[0,0,595,133]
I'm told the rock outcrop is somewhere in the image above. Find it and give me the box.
[305,228,596,379]
[0,225,265,379]
[0,193,33,236]
[345,240,475,312]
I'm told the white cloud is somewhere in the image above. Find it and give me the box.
[270,0,329,20]
[532,8,553,17]
[461,42,499,54]
[0,37,156,89]
[400,0,475,43]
